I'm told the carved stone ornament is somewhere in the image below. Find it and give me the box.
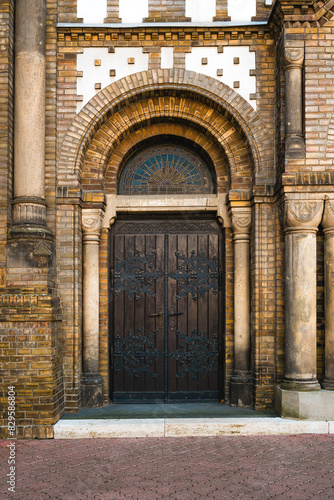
[284,200,323,231]
[230,208,252,237]
[322,198,334,232]
[82,209,103,242]
[283,48,304,70]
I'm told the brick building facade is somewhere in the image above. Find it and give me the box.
[1,0,334,438]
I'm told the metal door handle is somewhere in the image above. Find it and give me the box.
[150,311,163,317]
[169,310,183,316]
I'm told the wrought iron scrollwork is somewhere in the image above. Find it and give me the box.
[114,250,163,300]
[169,251,218,300]
[169,330,219,380]
[114,329,163,379]
[114,328,219,381]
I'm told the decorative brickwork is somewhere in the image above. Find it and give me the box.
[57,69,274,190]
[3,1,334,435]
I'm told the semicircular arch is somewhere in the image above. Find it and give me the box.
[58,69,274,190]
[94,124,229,194]
[82,98,240,191]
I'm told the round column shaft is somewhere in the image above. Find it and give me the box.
[229,207,252,406]
[81,209,104,407]
[282,200,323,391]
[82,210,103,375]
[283,46,305,155]
[14,0,46,225]
[322,199,334,390]
[234,231,250,373]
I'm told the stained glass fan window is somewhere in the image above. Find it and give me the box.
[119,144,215,195]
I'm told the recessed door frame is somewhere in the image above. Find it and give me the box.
[110,212,225,401]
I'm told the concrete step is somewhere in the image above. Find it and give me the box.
[54,417,334,439]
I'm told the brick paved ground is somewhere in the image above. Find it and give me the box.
[1,435,334,500]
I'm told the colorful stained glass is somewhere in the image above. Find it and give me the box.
[118,144,215,195]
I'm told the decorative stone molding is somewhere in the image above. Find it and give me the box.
[231,211,252,232]
[283,47,304,70]
[82,209,103,243]
[230,208,252,241]
[12,198,47,226]
[284,200,323,233]
[322,198,334,234]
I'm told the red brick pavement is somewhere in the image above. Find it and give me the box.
[0,435,334,499]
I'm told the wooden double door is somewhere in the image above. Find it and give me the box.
[110,215,224,402]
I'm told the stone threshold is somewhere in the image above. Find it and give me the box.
[54,418,334,439]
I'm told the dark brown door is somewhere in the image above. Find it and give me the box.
[110,215,224,402]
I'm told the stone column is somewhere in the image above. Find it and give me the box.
[322,198,334,390]
[230,206,252,406]
[81,209,104,407]
[283,44,305,157]
[281,200,323,391]
[13,0,48,232]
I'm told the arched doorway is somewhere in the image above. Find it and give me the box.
[57,70,274,410]
[110,141,224,402]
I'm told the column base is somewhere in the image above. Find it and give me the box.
[280,378,321,392]
[8,224,53,240]
[230,371,252,407]
[81,374,104,408]
[275,386,334,420]
[322,379,334,390]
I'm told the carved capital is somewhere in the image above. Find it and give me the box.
[82,209,103,243]
[284,200,323,233]
[284,47,304,71]
[230,208,252,241]
[322,198,334,234]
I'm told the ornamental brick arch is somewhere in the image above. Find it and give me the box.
[104,123,229,194]
[57,69,274,191]
[83,118,231,194]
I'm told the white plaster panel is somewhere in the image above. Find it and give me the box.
[185,0,216,22]
[161,47,174,69]
[119,0,149,23]
[228,0,256,23]
[185,47,256,108]
[76,47,149,112]
[77,0,107,23]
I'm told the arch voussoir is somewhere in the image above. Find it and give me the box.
[58,69,274,191]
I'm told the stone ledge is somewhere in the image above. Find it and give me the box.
[54,419,165,439]
[275,387,334,420]
[54,417,331,439]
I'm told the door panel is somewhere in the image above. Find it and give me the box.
[110,216,224,403]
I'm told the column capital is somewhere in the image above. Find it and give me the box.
[229,207,252,241]
[283,199,323,233]
[82,208,103,243]
[322,198,334,234]
[283,47,304,71]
